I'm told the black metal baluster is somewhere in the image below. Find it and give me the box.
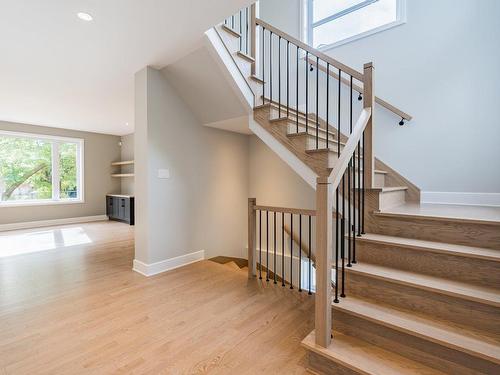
[357,140,361,238]
[274,211,277,284]
[245,7,249,54]
[334,188,339,303]
[278,36,281,118]
[347,76,353,268]
[266,210,269,282]
[326,63,330,149]
[282,212,285,287]
[239,11,242,51]
[298,214,302,292]
[287,41,290,119]
[296,47,299,132]
[341,176,346,298]
[259,210,262,279]
[338,69,341,157]
[270,32,273,105]
[316,56,319,149]
[232,15,234,29]
[308,215,312,295]
[305,52,309,133]
[262,27,265,105]
[290,214,294,289]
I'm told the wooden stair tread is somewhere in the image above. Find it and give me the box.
[302,330,445,375]
[333,297,500,364]
[347,263,500,307]
[221,24,241,38]
[375,203,500,227]
[287,131,344,146]
[358,233,500,262]
[249,75,264,84]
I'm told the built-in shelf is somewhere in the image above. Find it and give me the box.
[111,160,134,166]
[111,173,135,178]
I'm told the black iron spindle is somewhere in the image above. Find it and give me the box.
[287,41,290,119]
[298,214,302,292]
[239,11,242,51]
[341,176,346,298]
[259,210,262,279]
[305,52,309,133]
[274,211,277,284]
[270,32,273,105]
[296,47,299,132]
[337,69,341,157]
[314,57,318,149]
[262,27,265,105]
[266,210,269,282]
[357,140,361,238]
[290,214,294,289]
[326,63,329,149]
[362,133,366,235]
[347,76,353,267]
[308,215,312,295]
[245,7,249,54]
[232,15,234,29]
[278,36,281,118]
[282,212,285,287]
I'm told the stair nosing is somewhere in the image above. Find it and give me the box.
[373,210,500,227]
[301,330,446,375]
[236,51,255,62]
[333,297,500,365]
[356,233,500,262]
[346,263,500,308]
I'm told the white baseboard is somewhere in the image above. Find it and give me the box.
[133,250,205,277]
[0,215,109,232]
[421,192,500,207]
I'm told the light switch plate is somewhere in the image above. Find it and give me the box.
[158,169,170,179]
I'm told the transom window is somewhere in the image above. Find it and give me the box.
[306,0,406,49]
[0,131,84,206]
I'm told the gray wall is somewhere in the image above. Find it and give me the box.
[0,121,121,224]
[260,0,500,194]
[134,66,249,264]
[120,133,135,195]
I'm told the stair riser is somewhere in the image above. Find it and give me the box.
[355,241,500,288]
[378,190,406,210]
[333,311,498,375]
[365,211,500,250]
[345,272,500,338]
[307,352,358,375]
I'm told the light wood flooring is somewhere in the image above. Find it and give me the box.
[0,221,314,374]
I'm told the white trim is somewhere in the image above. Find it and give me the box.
[303,0,407,50]
[0,215,108,232]
[421,192,500,207]
[0,199,84,208]
[133,250,205,277]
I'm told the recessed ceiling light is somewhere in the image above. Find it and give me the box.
[77,12,93,21]
[125,122,129,126]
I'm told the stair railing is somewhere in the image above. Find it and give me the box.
[230,3,376,349]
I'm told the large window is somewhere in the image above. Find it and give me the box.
[0,131,83,206]
[306,0,406,49]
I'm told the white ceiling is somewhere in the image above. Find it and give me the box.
[0,0,252,136]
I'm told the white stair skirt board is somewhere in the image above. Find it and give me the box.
[421,192,500,207]
[133,250,205,277]
[0,215,109,232]
[204,28,254,112]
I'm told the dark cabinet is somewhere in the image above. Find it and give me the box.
[106,195,134,225]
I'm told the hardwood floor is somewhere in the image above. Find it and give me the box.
[0,221,314,374]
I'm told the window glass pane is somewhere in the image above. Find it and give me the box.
[313,0,366,23]
[0,136,52,201]
[313,0,397,48]
[59,142,78,199]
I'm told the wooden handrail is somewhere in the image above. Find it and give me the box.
[255,18,364,82]
[328,108,372,190]
[306,57,412,121]
[253,205,316,216]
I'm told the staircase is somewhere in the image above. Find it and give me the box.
[211,4,500,374]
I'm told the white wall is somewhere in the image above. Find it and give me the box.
[134,66,249,267]
[260,0,500,195]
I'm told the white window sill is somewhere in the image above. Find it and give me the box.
[0,199,84,208]
[316,19,406,53]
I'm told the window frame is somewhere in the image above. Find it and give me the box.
[0,130,84,207]
[303,0,407,51]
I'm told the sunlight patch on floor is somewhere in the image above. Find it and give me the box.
[0,227,92,258]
